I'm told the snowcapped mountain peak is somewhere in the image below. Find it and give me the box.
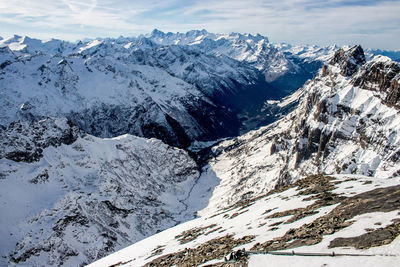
[369,54,396,64]
[0,34,26,51]
[0,35,70,56]
[1,34,23,43]
[150,28,165,37]
[185,29,209,37]
[351,54,400,108]
[329,45,366,76]
[77,39,104,53]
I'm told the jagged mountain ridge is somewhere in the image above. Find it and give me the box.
[1,32,400,267]
[0,37,246,148]
[0,30,333,266]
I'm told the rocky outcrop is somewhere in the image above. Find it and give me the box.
[145,235,254,267]
[0,117,81,162]
[329,219,400,249]
[330,45,366,76]
[352,56,400,107]
[90,173,400,267]
[253,181,400,251]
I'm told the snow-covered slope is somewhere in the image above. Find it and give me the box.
[195,45,400,214]
[88,45,400,267]
[2,32,400,267]
[90,174,400,267]
[0,118,202,266]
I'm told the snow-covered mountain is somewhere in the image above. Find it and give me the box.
[0,36,250,148]
[197,45,400,214]
[1,30,400,267]
[90,45,400,266]
[0,30,330,147]
[365,48,400,62]
[0,30,330,266]
[0,117,204,266]
[146,29,324,89]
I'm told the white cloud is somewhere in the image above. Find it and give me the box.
[0,0,399,49]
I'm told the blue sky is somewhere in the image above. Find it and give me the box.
[0,0,399,49]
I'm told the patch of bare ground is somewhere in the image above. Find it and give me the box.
[145,235,254,267]
[252,184,400,251]
[175,224,217,244]
[145,245,166,260]
[265,175,344,224]
[329,218,400,249]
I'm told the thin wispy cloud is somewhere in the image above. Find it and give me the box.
[0,0,399,49]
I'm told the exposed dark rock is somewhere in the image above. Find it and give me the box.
[329,219,400,249]
[29,170,49,184]
[101,201,132,217]
[175,224,217,244]
[252,183,400,252]
[0,118,81,162]
[352,59,400,108]
[146,235,254,267]
[330,45,366,77]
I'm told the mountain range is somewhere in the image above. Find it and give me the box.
[0,30,399,266]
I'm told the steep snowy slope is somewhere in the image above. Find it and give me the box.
[194,45,400,215]
[89,46,400,267]
[0,118,202,266]
[90,174,400,267]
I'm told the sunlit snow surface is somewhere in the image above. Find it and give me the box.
[90,174,400,267]
[0,130,201,266]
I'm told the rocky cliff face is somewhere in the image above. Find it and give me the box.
[330,45,366,76]
[0,117,81,162]
[352,56,400,107]
[87,46,400,267]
